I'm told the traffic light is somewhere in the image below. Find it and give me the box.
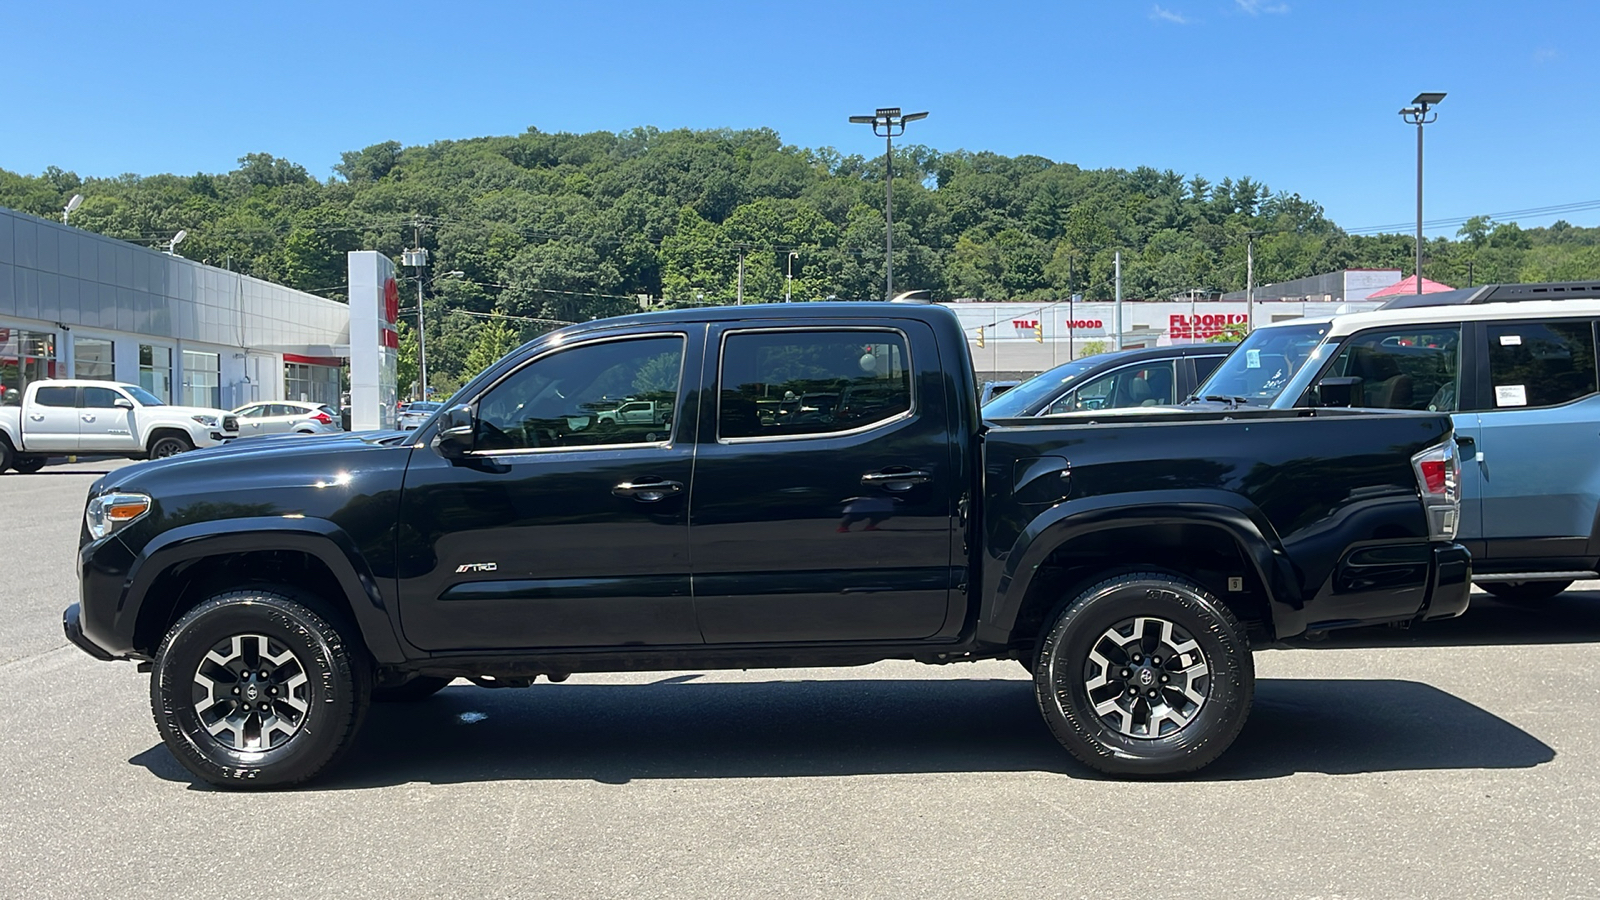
[1034,320,1044,343]
[976,326,984,348]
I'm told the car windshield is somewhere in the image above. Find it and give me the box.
[121,385,165,406]
[1190,322,1332,405]
[981,358,1101,417]
[406,402,442,413]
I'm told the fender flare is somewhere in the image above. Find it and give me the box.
[119,516,407,664]
[984,489,1304,642]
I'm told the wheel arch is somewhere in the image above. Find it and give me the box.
[123,518,405,664]
[985,494,1304,650]
[145,427,194,455]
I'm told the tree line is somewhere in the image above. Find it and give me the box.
[3,126,1597,396]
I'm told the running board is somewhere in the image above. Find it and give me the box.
[1472,571,1598,583]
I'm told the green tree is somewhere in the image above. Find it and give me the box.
[463,319,517,379]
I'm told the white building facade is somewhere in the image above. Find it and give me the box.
[0,206,349,411]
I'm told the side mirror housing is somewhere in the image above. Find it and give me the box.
[433,405,476,459]
[113,398,135,410]
[1315,376,1364,408]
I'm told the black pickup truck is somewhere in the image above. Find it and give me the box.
[65,302,1469,788]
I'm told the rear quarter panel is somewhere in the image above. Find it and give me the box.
[982,408,1454,638]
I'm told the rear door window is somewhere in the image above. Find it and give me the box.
[1484,320,1598,409]
[33,386,76,407]
[718,330,911,439]
[1321,325,1462,411]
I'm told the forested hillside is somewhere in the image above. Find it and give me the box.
[4,126,1597,393]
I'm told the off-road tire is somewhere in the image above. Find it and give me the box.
[1033,571,1254,777]
[150,589,370,789]
[1480,580,1572,606]
[12,455,46,474]
[371,675,452,703]
[148,435,192,459]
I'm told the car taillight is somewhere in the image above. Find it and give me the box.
[313,412,333,424]
[1411,439,1460,540]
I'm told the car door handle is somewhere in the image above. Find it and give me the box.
[861,469,933,491]
[29,414,43,421]
[612,479,684,502]
[81,415,95,422]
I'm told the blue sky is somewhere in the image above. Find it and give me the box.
[4,0,1596,236]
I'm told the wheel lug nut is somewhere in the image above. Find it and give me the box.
[1152,656,1161,665]
[1128,687,1137,695]
[232,687,240,694]
[1132,654,1141,662]
[1160,675,1169,683]
[1147,690,1157,698]
[1120,669,1131,678]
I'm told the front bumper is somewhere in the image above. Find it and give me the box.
[1419,542,1472,621]
[63,603,119,661]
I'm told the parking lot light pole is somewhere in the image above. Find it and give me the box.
[1400,92,1446,295]
[850,108,927,300]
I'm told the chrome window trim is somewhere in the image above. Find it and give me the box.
[714,325,915,445]
[463,331,689,457]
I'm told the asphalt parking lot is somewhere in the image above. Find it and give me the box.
[3,459,1599,899]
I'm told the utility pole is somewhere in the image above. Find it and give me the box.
[1114,251,1123,350]
[850,107,928,300]
[786,251,798,302]
[735,244,747,305]
[403,223,430,401]
[1400,93,1446,294]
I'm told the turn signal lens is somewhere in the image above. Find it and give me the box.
[86,493,152,540]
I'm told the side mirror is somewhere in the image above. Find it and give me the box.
[1315,376,1364,408]
[114,397,135,410]
[433,405,476,459]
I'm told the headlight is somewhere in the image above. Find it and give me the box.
[191,415,219,427]
[86,492,152,540]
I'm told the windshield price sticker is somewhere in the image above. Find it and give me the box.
[1246,349,1261,369]
[1495,385,1528,407]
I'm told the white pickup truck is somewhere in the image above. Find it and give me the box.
[0,380,239,474]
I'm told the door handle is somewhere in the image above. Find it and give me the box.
[612,479,684,502]
[29,414,43,421]
[861,469,933,491]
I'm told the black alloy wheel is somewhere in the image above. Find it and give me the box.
[1480,580,1572,606]
[0,441,12,473]
[149,435,192,459]
[150,590,370,789]
[1033,572,1254,776]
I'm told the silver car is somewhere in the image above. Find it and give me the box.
[231,401,343,436]
[397,401,444,431]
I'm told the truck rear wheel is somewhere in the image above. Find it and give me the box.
[150,590,370,789]
[12,456,46,474]
[1033,572,1254,777]
[0,440,12,473]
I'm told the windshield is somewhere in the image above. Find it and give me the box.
[406,402,442,413]
[981,358,1100,417]
[121,385,165,406]
[1191,322,1332,405]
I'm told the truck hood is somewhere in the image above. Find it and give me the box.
[95,428,413,494]
[147,404,237,422]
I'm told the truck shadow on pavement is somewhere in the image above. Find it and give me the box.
[131,675,1552,789]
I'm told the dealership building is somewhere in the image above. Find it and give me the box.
[0,205,351,413]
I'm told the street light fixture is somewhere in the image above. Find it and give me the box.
[785,251,799,302]
[166,230,188,256]
[849,107,928,300]
[1399,91,1445,295]
[63,194,83,225]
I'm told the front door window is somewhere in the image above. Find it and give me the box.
[1319,325,1463,410]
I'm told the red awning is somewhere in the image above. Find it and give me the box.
[1366,275,1455,298]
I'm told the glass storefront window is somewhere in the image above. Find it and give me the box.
[182,350,221,409]
[140,344,173,403]
[1,328,58,406]
[75,336,115,381]
[284,362,341,407]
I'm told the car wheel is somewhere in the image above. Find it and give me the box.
[371,675,453,703]
[1480,580,1572,606]
[1033,572,1254,777]
[149,435,192,459]
[12,455,46,474]
[0,440,13,473]
[150,589,370,789]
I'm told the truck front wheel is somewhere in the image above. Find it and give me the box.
[1033,572,1254,777]
[150,590,370,789]
[149,435,193,459]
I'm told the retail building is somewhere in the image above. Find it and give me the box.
[0,206,349,410]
